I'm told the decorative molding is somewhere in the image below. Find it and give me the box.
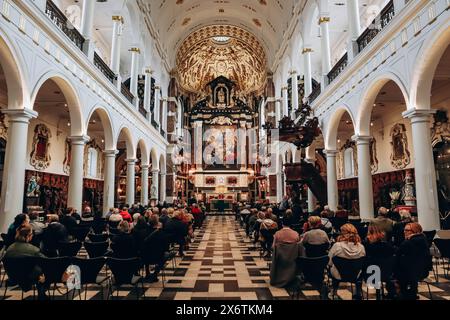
[0,112,8,140]
[319,16,331,24]
[390,123,410,169]
[112,15,124,23]
[302,48,313,54]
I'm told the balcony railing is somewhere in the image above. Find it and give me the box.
[357,0,395,53]
[121,83,134,104]
[308,84,321,104]
[94,53,116,84]
[45,0,85,51]
[139,105,148,118]
[327,53,348,84]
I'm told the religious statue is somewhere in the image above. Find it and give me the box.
[390,123,410,169]
[150,185,157,199]
[26,176,40,197]
[402,170,416,206]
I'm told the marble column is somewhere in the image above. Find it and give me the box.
[305,158,317,213]
[291,71,299,119]
[103,150,117,214]
[276,171,283,203]
[282,86,289,118]
[319,16,332,87]
[193,121,203,168]
[347,0,361,60]
[151,169,159,201]
[141,164,150,206]
[275,98,282,124]
[0,109,37,232]
[162,98,168,135]
[110,15,123,87]
[160,172,166,203]
[303,48,313,96]
[352,135,374,221]
[403,109,440,231]
[129,47,140,99]
[125,159,136,206]
[80,0,96,60]
[68,135,90,213]
[324,150,339,211]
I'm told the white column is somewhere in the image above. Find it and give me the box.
[275,98,282,124]
[162,98,168,134]
[160,172,166,203]
[403,109,440,231]
[324,150,339,211]
[0,109,37,232]
[110,16,123,80]
[347,0,361,60]
[141,164,149,206]
[281,86,289,118]
[144,68,153,117]
[154,85,161,127]
[125,159,136,206]
[129,47,140,99]
[193,121,203,168]
[238,121,247,169]
[319,16,332,87]
[305,158,318,213]
[303,48,313,97]
[151,169,159,201]
[276,171,283,203]
[291,71,299,119]
[103,149,117,214]
[68,135,90,213]
[352,135,374,221]
[80,0,95,60]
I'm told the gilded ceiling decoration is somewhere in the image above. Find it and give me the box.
[176,25,267,94]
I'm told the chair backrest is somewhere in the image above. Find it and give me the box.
[365,255,396,282]
[423,230,436,248]
[73,227,91,242]
[109,227,120,235]
[303,243,329,258]
[38,256,72,285]
[332,256,365,282]
[297,255,328,286]
[106,257,141,285]
[3,256,39,290]
[88,233,109,243]
[58,241,82,257]
[72,257,106,284]
[92,220,108,234]
[108,221,120,229]
[434,238,450,259]
[84,241,109,258]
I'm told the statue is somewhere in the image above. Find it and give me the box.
[150,185,158,199]
[218,88,225,104]
[26,176,40,197]
[402,170,416,206]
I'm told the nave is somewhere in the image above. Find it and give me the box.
[1,215,450,301]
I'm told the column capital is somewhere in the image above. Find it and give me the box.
[154,85,161,90]
[145,67,153,75]
[402,109,436,122]
[302,48,314,54]
[160,172,167,176]
[152,169,160,174]
[281,86,288,91]
[351,135,372,145]
[129,47,141,54]
[141,164,150,170]
[103,149,119,157]
[319,16,331,24]
[3,108,38,123]
[125,158,137,164]
[289,70,298,75]
[324,149,338,156]
[68,135,90,145]
[305,158,316,164]
[112,15,124,23]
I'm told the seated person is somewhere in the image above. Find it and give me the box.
[42,214,68,257]
[164,211,188,256]
[5,214,30,248]
[371,207,395,241]
[60,208,79,237]
[273,216,300,247]
[119,207,133,223]
[81,206,94,222]
[111,221,137,259]
[29,211,46,236]
[132,216,151,255]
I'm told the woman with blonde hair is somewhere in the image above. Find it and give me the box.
[328,223,366,299]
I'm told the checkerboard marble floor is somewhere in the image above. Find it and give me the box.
[1,215,450,300]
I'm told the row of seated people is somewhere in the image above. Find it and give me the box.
[0,203,206,300]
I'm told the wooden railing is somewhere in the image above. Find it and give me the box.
[45,0,85,51]
[94,53,116,84]
[139,105,148,118]
[357,0,395,53]
[121,83,134,104]
[308,84,321,104]
[327,53,348,84]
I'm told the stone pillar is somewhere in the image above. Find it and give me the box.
[305,158,317,213]
[68,135,90,213]
[347,0,361,60]
[110,15,123,86]
[141,164,149,206]
[144,68,153,118]
[276,171,283,203]
[403,109,440,231]
[125,159,136,206]
[160,173,166,203]
[290,71,299,119]
[80,0,95,60]
[282,86,289,118]
[154,85,161,127]
[129,47,140,99]
[238,121,247,169]
[162,98,168,135]
[275,98,282,124]
[0,109,37,232]
[193,121,203,168]
[303,48,313,96]
[324,150,339,211]
[151,169,159,201]
[352,135,374,221]
[319,16,332,87]
[103,150,117,215]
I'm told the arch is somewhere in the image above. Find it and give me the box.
[357,72,409,136]
[150,147,158,170]
[31,72,83,136]
[115,126,135,159]
[0,31,28,109]
[137,139,149,165]
[301,0,319,47]
[85,105,115,151]
[410,19,450,110]
[325,105,356,150]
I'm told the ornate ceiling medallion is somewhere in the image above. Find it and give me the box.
[176,25,267,94]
